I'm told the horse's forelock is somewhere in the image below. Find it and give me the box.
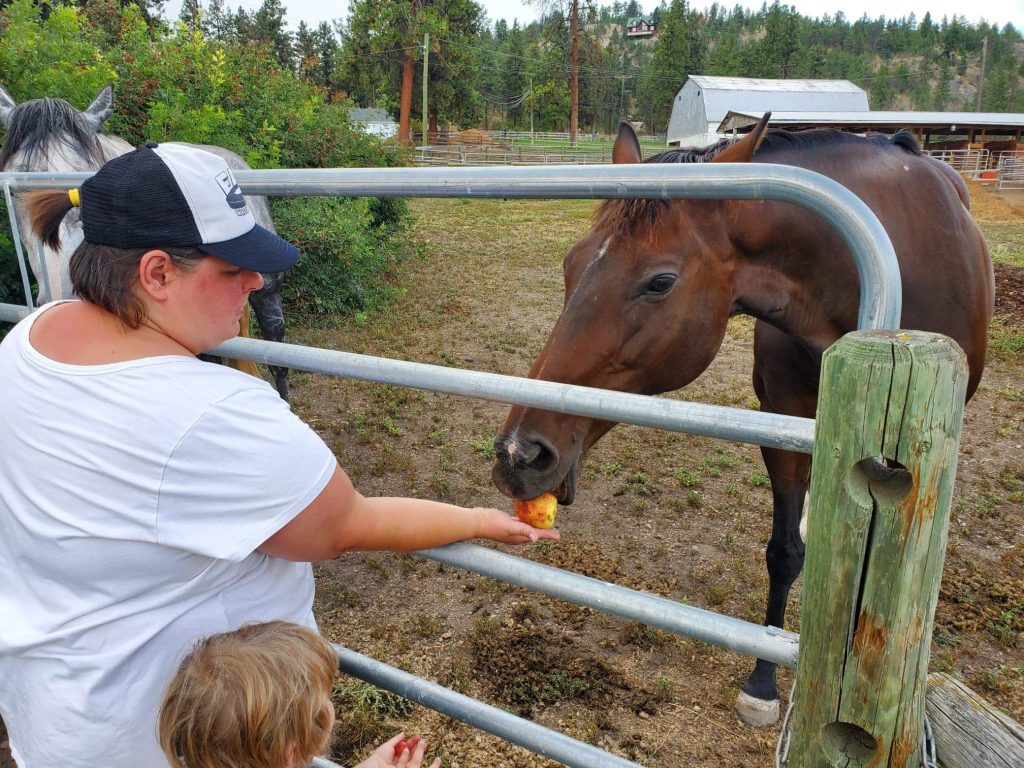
[0,97,107,171]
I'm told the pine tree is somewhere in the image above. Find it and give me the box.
[178,0,203,33]
[249,0,294,69]
[639,0,706,133]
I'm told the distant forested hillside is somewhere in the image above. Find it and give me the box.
[467,1,1023,134]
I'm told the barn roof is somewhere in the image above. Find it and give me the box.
[688,75,866,94]
[685,76,870,125]
[347,108,393,123]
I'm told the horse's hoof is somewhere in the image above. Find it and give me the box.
[735,691,780,726]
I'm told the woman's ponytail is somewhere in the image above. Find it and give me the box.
[26,189,76,250]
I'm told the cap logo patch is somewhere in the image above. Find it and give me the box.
[215,168,249,216]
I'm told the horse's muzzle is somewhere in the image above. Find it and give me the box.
[491,432,576,504]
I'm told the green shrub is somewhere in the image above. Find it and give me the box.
[0,0,118,107]
[271,196,415,323]
[0,0,416,324]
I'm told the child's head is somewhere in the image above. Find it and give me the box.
[159,621,337,768]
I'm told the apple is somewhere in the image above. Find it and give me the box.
[514,492,558,529]
[394,736,420,759]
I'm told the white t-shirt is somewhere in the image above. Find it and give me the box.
[0,303,336,767]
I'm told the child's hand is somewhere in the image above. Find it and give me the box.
[473,507,561,545]
[355,732,440,768]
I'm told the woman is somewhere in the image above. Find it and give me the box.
[0,143,558,768]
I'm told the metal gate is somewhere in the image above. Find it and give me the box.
[0,164,901,768]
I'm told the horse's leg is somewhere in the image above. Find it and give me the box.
[248,271,289,401]
[736,322,817,727]
[737,445,810,725]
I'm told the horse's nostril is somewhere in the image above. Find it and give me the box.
[527,437,559,474]
[496,434,559,474]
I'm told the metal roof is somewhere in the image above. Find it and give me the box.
[683,77,870,129]
[347,108,394,123]
[717,110,1024,133]
[688,75,866,94]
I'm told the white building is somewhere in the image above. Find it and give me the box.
[347,108,399,140]
[666,75,869,147]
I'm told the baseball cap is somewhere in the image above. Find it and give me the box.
[78,143,299,273]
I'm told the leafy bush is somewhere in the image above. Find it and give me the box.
[271,196,416,324]
[0,0,118,106]
[0,0,415,323]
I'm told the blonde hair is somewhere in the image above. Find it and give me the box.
[159,621,338,768]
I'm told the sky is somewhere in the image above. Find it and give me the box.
[163,0,1024,32]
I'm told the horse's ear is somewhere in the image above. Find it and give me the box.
[82,85,115,132]
[712,112,772,163]
[0,84,16,128]
[612,121,642,164]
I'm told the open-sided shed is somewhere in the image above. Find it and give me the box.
[666,75,869,147]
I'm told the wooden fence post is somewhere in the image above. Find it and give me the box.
[788,330,969,768]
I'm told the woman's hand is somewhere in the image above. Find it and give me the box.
[353,732,440,768]
[473,507,561,544]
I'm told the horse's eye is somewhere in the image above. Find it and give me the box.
[644,274,677,295]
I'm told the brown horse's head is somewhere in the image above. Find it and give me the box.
[492,117,771,504]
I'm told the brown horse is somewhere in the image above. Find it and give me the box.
[491,115,993,725]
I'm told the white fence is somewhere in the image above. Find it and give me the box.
[997,151,1024,191]
[415,146,612,166]
[922,148,990,179]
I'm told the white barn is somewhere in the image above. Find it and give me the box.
[666,75,869,147]
[347,108,399,139]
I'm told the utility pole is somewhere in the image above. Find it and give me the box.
[976,35,987,112]
[422,32,429,148]
[529,75,534,144]
[618,74,631,121]
[570,0,579,146]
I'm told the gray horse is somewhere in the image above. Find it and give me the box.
[0,84,292,400]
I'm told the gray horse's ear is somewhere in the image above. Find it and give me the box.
[82,85,115,132]
[713,112,772,163]
[0,84,16,128]
[612,121,642,164]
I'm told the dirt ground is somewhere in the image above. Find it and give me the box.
[293,186,1023,768]
[2,186,1021,768]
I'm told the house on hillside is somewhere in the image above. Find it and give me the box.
[626,16,656,37]
[347,108,398,139]
[666,75,869,147]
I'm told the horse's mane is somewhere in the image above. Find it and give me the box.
[0,97,107,170]
[596,128,922,235]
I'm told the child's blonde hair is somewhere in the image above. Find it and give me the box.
[159,621,338,768]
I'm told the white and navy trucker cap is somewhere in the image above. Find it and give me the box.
[78,142,298,273]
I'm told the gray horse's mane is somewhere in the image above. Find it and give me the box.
[0,97,107,170]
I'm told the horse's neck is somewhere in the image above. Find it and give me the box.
[96,133,134,163]
[727,199,854,353]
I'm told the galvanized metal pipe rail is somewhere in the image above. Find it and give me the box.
[1,163,903,330]
[0,301,815,453]
[422,542,799,666]
[331,644,645,768]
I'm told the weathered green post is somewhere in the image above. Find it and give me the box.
[788,330,968,768]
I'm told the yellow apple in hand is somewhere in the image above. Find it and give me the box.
[514,492,558,529]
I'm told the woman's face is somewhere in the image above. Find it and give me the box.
[168,255,264,353]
